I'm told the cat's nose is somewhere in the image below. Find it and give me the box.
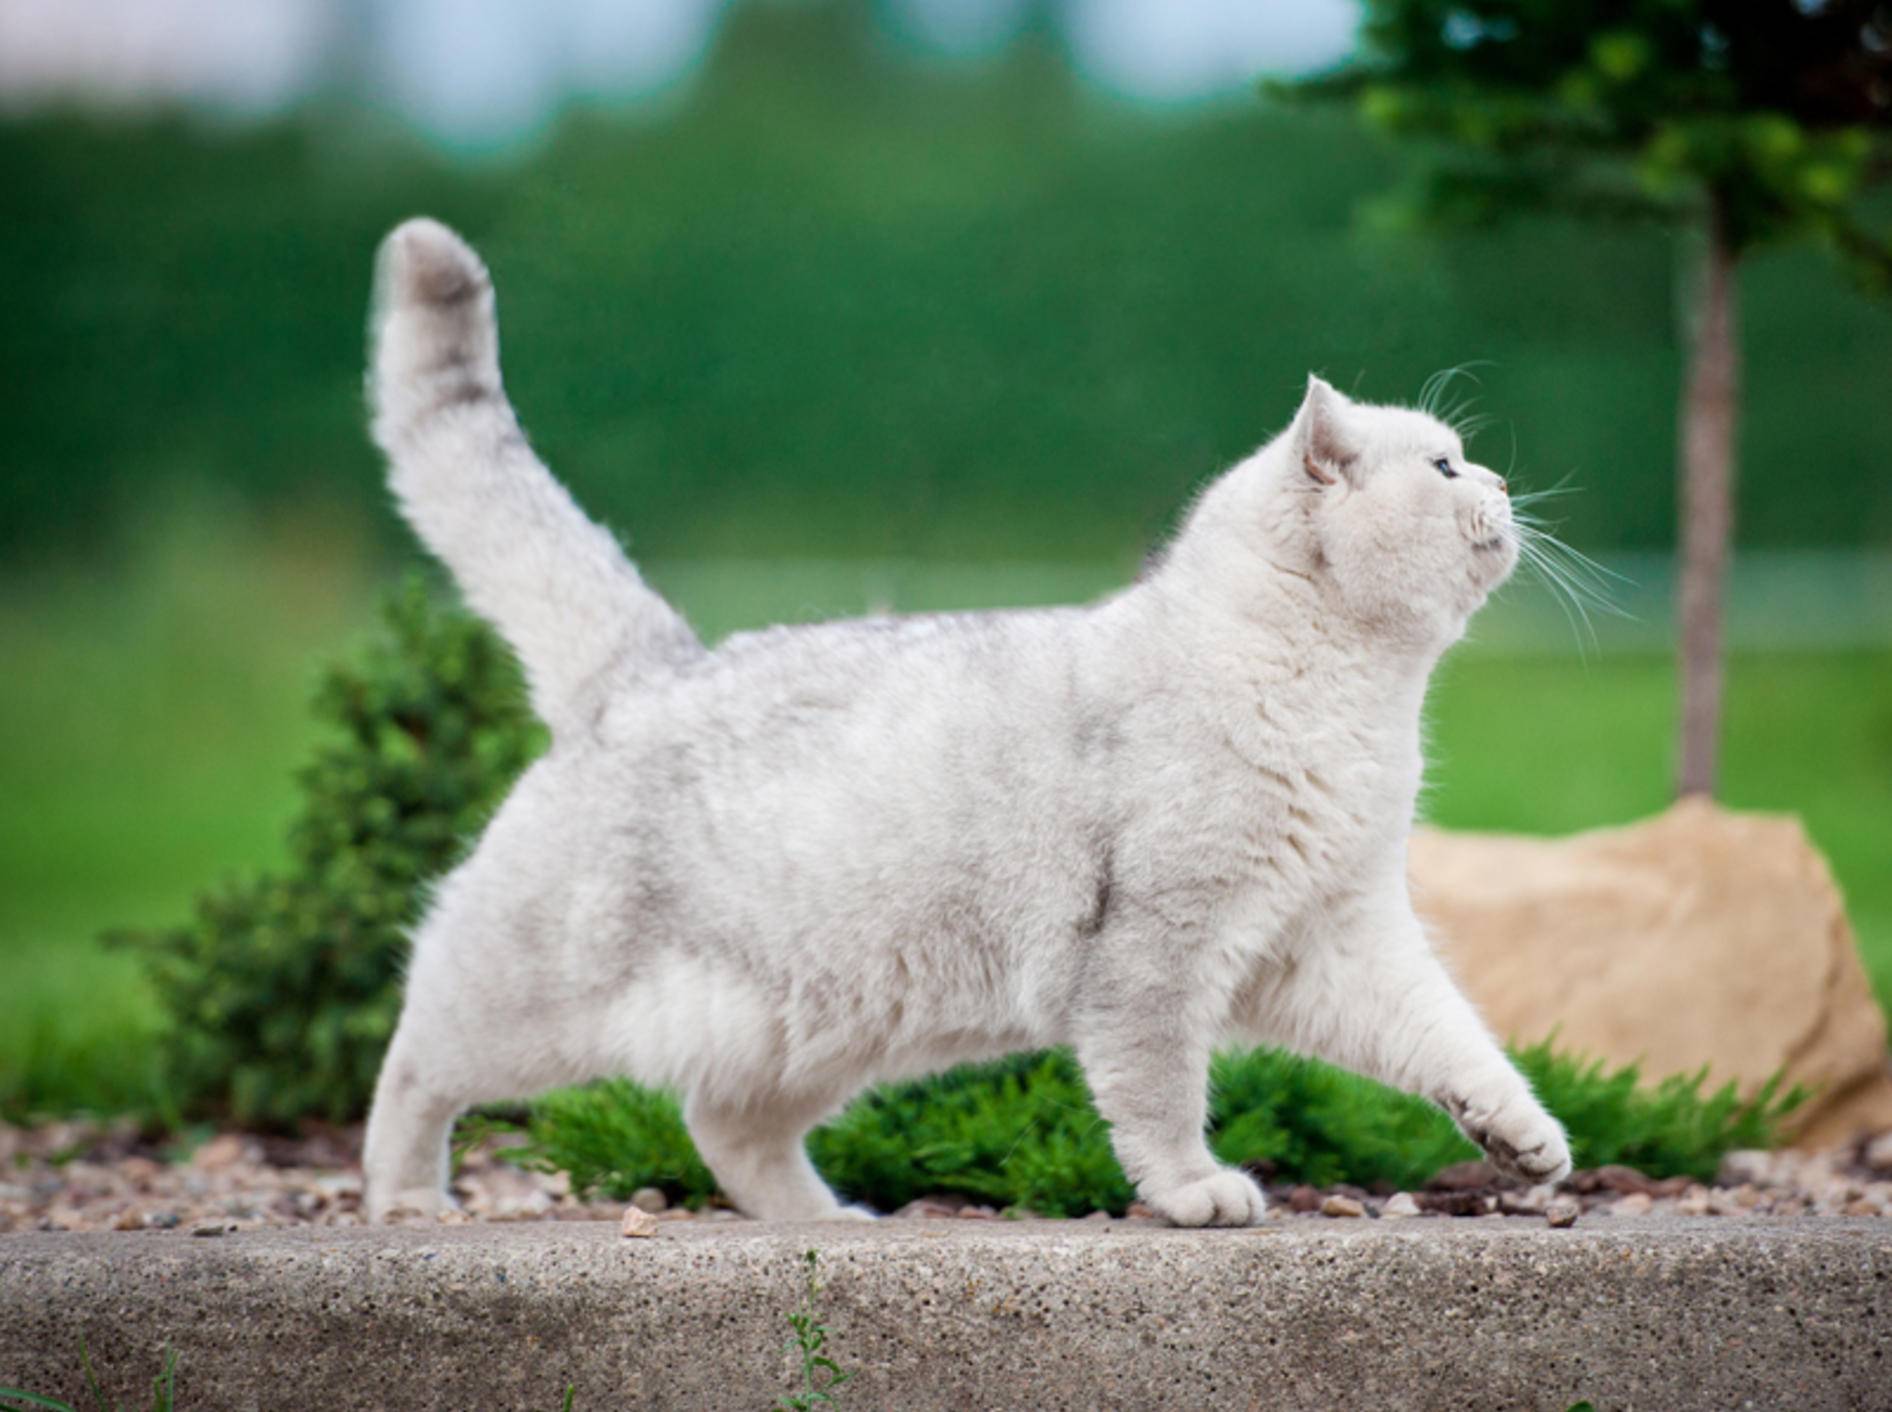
[1496,477,1509,495]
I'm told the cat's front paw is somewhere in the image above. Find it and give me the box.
[1143,1169,1268,1228]
[1444,1090,1572,1185]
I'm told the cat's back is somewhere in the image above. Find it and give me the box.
[606,604,1093,758]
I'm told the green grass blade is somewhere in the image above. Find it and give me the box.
[75,1340,113,1412]
[0,1391,81,1412]
[147,1350,176,1412]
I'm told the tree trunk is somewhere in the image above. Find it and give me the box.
[1675,195,1741,798]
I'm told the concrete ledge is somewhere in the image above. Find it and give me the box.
[2,1218,1887,1410]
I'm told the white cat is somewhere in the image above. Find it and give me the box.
[361,218,1571,1226]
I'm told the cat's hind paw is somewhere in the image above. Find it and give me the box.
[367,1185,453,1224]
[1143,1169,1268,1228]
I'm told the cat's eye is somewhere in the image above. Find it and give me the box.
[1433,457,1458,479]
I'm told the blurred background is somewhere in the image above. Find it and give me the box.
[2,0,1887,1117]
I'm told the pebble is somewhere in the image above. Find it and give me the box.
[190,1221,231,1237]
[1865,1132,1892,1175]
[1675,1186,1715,1217]
[1380,1192,1421,1219]
[1610,1193,1654,1216]
[1427,1161,1496,1192]
[191,1135,247,1171]
[1320,1194,1365,1218]
[629,1187,668,1215]
[891,1199,960,1220]
[1717,1149,1776,1187]
[619,1206,660,1239]
[1588,1164,1659,1195]
[1544,1196,1580,1228]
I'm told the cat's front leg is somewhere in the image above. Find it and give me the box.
[1073,957,1267,1227]
[1249,886,1571,1185]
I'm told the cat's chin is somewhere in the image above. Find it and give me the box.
[1466,539,1519,597]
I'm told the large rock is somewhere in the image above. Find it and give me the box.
[1411,798,1892,1146]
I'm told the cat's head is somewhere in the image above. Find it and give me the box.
[1270,374,1517,638]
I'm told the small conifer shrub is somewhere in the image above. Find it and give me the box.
[110,578,541,1126]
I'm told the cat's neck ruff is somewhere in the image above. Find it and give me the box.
[1143,453,1469,693]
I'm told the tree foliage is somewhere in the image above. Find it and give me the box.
[1289,0,1892,280]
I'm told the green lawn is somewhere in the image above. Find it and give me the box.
[0,512,376,1116]
[2,525,1887,1119]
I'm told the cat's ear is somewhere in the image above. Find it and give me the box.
[1291,375,1358,487]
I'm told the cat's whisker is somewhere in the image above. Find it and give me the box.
[1514,536,1599,654]
[1417,362,1492,420]
[1538,538,1631,599]
[1509,516,1635,657]
[1435,392,1476,430]
[1519,521,1631,597]
[1510,487,1581,512]
[1418,368,1453,416]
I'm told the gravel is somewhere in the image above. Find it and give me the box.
[3,1119,1889,1237]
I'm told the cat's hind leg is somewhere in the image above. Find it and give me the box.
[363,995,588,1221]
[362,875,589,1221]
[361,1019,466,1221]
[684,1092,870,1221]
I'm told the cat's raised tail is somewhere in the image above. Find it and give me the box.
[367,218,701,734]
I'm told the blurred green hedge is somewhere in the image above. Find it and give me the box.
[6,1,1892,566]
